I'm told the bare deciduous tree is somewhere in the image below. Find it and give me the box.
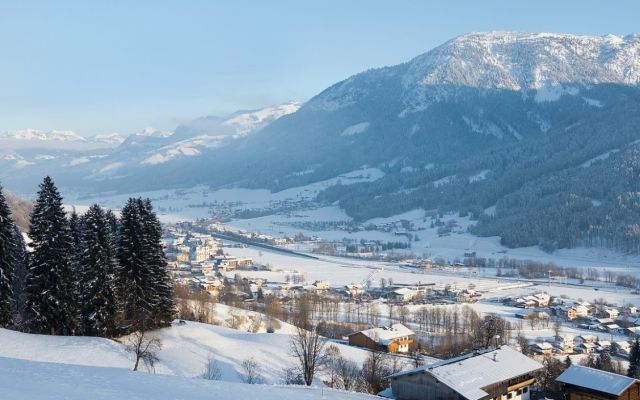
[290,324,326,386]
[282,367,305,385]
[336,356,362,391]
[361,350,391,394]
[125,330,162,372]
[201,355,222,380]
[323,344,342,388]
[239,356,264,384]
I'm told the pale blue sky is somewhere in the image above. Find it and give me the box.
[1,0,639,135]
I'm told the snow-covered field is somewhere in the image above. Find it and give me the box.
[66,168,640,272]
[221,245,640,307]
[0,356,377,400]
[0,318,378,384]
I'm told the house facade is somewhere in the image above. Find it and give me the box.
[348,324,415,353]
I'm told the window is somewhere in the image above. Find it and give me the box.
[517,389,522,395]
[507,393,513,399]
[523,387,528,394]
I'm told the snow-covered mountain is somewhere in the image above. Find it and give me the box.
[173,101,302,139]
[0,128,86,142]
[314,31,640,114]
[89,31,640,255]
[90,133,127,145]
[0,101,302,190]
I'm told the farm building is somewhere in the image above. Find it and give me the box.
[347,323,415,353]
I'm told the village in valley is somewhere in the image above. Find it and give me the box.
[4,4,640,400]
[154,214,640,400]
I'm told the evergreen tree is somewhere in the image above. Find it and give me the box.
[115,198,174,333]
[11,225,28,325]
[0,186,16,327]
[79,205,118,337]
[140,199,174,326]
[116,198,151,332]
[68,211,84,329]
[105,209,120,245]
[24,177,79,335]
[628,338,640,378]
[595,350,614,373]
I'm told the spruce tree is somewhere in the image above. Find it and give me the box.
[68,211,84,330]
[116,198,153,332]
[0,186,16,327]
[79,205,118,337]
[105,209,120,245]
[24,177,79,335]
[628,338,640,378]
[140,199,174,326]
[11,225,28,325]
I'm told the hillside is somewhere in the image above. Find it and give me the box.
[0,357,377,400]
[4,190,32,231]
[0,315,377,384]
[183,31,640,253]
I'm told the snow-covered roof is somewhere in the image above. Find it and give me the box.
[353,324,414,345]
[557,365,637,395]
[389,346,542,400]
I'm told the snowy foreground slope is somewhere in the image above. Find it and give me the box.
[0,317,376,383]
[0,356,377,400]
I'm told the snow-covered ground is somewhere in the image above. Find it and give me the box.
[66,168,640,273]
[0,356,377,400]
[0,312,386,384]
[219,244,640,310]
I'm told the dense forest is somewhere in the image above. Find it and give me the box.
[314,86,640,253]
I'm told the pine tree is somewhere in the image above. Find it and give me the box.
[0,186,16,327]
[140,199,174,326]
[79,205,118,337]
[116,198,154,332]
[68,211,84,330]
[105,209,120,245]
[628,338,640,378]
[24,177,79,335]
[11,225,28,325]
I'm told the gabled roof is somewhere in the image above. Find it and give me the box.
[388,346,542,400]
[557,365,637,395]
[350,324,414,345]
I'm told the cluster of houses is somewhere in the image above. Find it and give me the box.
[509,294,637,325]
[528,333,634,358]
[507,293,640,335]
[385,345,640,400]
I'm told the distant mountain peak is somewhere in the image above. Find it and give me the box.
[406,31,640,91]
[312,31,640,114]
[222,101,303,137]
[0,128,87,142]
